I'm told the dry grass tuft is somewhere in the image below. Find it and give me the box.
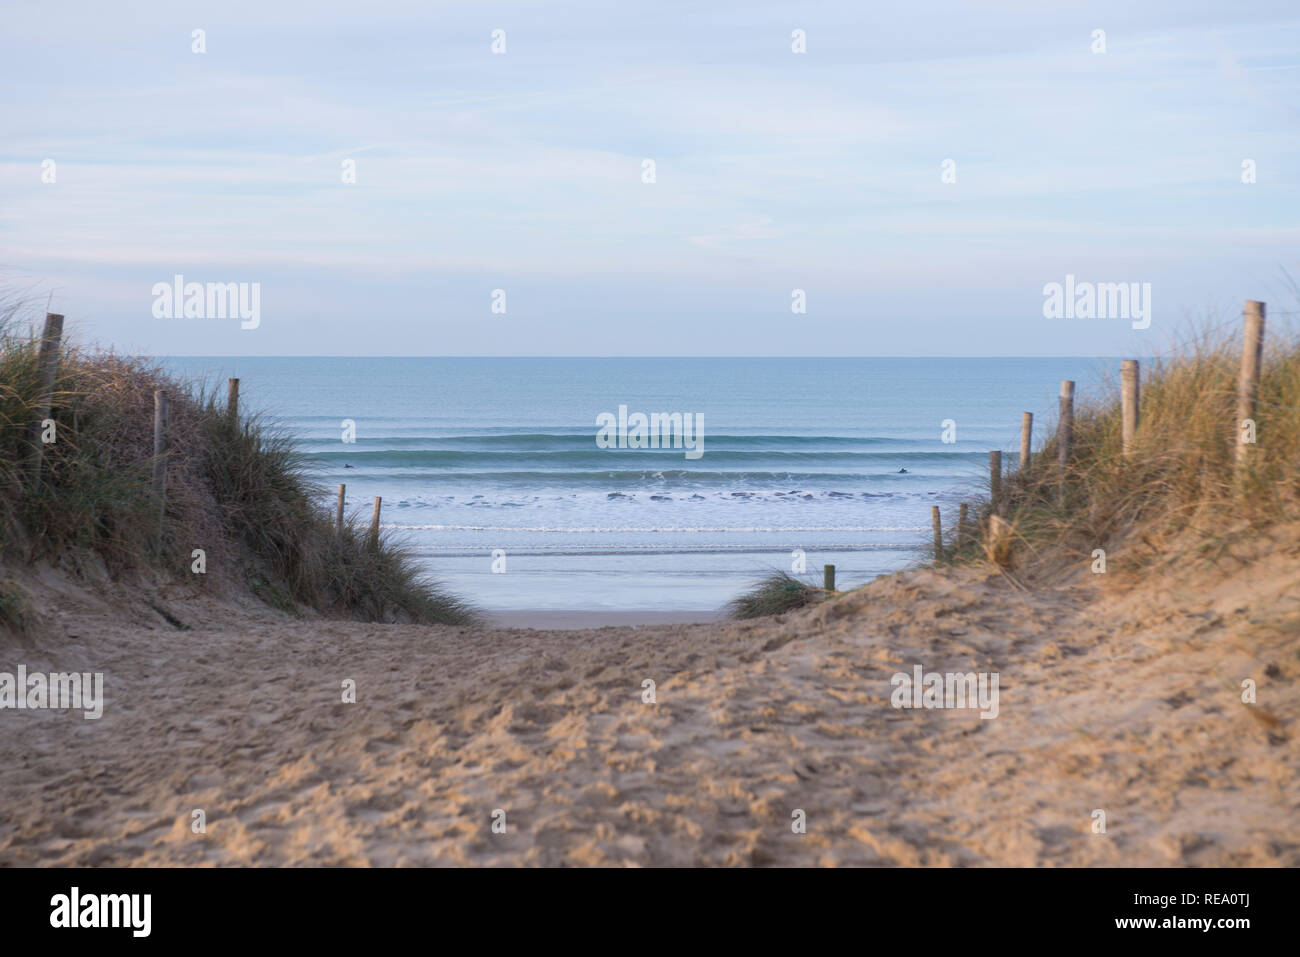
[949,319,1300,573]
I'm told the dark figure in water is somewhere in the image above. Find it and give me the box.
[897,468,908,473]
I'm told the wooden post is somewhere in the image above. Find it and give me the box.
[989,450,1002,513]
[931,505,943,561]
[1121,360,1139,457]
[957,502,969,548]
[1019,412,1033,473]
[987,514,1013,568]
[1235,301,1265,467]
[1058,380,1075,503]
[823,564,835,592]
[227,378,240,420]
[151,390,169,498]
[369,496,382,548]
[26,312,65,482]
[336,484,346,536]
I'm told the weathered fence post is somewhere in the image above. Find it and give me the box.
[987,514,1013,568]
[931,505,943,561]
[957,502,969,549]
[151,390,169,498]
[336,484,346,536]
[989,450,1002,513]
[369,496,383,548]
[227,377,240,420]
[1058,379,1075,503]
[823,564,835,592]
[1121,360,1140,457]
[1019,412,1033,473]
[1235,300,1265,471]
[26,312,65,482]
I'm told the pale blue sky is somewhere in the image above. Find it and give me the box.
[1,0,1297,355]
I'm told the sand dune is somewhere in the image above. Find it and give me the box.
[1,535,1297,866]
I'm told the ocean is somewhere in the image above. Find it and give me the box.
[163,357,1112,611]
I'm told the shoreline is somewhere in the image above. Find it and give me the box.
[483,609,726,630]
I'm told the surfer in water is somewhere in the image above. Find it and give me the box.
[897,467,908,474]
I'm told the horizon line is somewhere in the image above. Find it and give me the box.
[152,354,1133,360]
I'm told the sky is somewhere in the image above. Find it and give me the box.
[1,0,1298,356]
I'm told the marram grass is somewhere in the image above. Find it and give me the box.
[0,312,476,626]
[948,321,1300,572]
[729,570,823,620]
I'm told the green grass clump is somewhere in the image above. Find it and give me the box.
[0,302,476,626]
[728,571,823,619]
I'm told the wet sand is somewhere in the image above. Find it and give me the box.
[485,610,725,630]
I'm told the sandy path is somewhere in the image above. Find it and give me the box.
[1,546,1297,866]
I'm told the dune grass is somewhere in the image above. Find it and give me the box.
[0,307,476,626]
[729,313,1300,616]
[950,318,1300,572]
[728,570,823,619]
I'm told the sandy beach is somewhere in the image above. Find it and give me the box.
[5,7,1300,929]
[2,523,1296,868]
